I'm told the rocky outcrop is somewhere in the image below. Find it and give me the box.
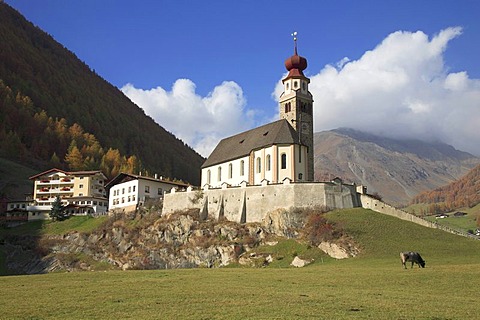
[2,207,358,274]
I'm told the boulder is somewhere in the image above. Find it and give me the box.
[291,256,312,268]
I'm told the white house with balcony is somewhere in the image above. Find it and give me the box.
[106,173,189,212]
[28,168,108,219]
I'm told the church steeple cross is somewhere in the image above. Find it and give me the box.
[291,31,298,55]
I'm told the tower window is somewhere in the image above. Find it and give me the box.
[285,102,291,113]
[302,82,306,90]
[286,83,289,90]
[294,81,298,88]
[299,147,302,163]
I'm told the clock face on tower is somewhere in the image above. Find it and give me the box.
[301,122,309,133]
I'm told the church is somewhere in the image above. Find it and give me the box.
[164,36,364,221]
[201,37,314,188]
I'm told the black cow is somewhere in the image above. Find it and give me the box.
[400,251,426,269]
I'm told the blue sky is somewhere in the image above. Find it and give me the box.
[6,0,480,156]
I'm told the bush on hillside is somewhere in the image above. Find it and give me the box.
[303,208,343,246]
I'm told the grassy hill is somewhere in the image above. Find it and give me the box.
[1,208,479,319]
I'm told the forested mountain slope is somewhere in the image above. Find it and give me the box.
[0,3,203,185]
[410,163,480,211]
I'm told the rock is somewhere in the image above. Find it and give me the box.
[262,209,302,238]
[318,241,359,259]
[291,256,312,268]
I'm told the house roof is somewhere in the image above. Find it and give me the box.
[29,168,106,180]
[104,172,189,189]
[202,119,300,168]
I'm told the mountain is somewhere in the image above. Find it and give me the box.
[0,3,203,185]
[410,163,480,211]
[314,128,479,205]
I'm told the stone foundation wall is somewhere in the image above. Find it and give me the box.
[163,181,361,223]
[360,195,435,228]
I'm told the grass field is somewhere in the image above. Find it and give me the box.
[1,209,480,319]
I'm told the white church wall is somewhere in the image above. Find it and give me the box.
[201,155,250,188]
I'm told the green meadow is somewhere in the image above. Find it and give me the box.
[1,208,479,319]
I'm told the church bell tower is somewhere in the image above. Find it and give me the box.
[279,32,314,181]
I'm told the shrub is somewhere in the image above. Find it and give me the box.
[303,213,342,245]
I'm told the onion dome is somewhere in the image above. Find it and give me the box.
[284,32,307,78]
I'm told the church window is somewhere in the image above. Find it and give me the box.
[284,102,291,113]
[218,167,222,181]
[256,157,261,173]
[228,164,233,179]
[266,155,271,171]
[281,153,287,169]
[240,160,245,176]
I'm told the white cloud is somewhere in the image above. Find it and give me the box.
[123,27,480,158]
[122,79,254,157]
[300,27,480,155]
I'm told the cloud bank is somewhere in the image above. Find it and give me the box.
[122,79,254,157]
[123,27,480,157]
[295,27,480,155]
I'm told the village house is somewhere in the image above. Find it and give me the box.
[28,168,108,219]
[105,172,189,212]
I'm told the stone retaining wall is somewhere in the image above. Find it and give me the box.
[163,180,361,223]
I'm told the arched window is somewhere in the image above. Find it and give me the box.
[256,157,261,173]
[228,163,233,179]
[240,160,245,176]
[266,154,271,171]
[294,81,298,89]
[281,153,287,169]
[218,167,222,182]
[207,170,211,184]
[286,83,289,90]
